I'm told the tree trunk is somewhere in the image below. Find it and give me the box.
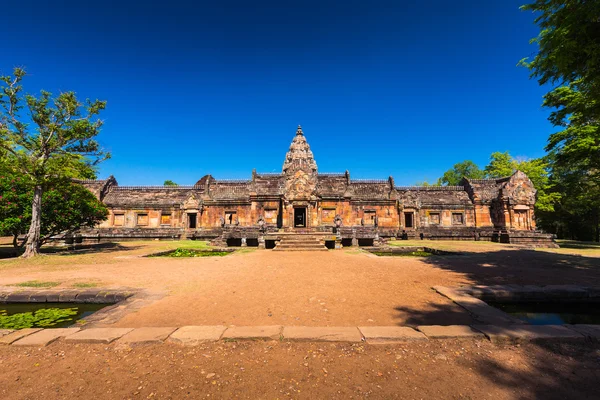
[22,185,43,258]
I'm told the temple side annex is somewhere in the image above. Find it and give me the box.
[78,126,555,248]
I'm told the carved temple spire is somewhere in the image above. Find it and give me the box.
[282,126,318,175]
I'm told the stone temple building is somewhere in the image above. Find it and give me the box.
[78,126,554,249]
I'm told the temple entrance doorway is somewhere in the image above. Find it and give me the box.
[294,207,307,228]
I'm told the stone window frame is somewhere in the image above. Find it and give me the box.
[263,208,277,224]
[321,207,337,224]
[451,212,464,225]
[429,212,441,225]
[160,211,172,226]
[364,209,377,225]
[112,212,125,227]
[136,213,149,226]
[224,210,237,225]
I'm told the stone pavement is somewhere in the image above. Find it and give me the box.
[1,323,597,347]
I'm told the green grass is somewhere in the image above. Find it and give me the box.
[372,250,434,257]
[13,280,61,288]
[71,282,99,288]
[148,248,230,257]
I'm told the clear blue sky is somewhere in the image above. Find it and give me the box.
[1,0,550,186]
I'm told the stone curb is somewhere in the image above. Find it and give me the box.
[358,326,427,343]
[0,289,135,304]
[0,324,596,346]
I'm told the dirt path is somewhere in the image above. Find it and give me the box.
[1,339,599,399]
[1,241,600,327]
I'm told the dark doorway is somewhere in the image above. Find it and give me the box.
[404,212,413,228]
[294,207,307,228]
[188,213,197,229]
[226,238,242,247]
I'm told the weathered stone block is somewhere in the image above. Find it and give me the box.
[222,326,282,340]
[13,328,80,346]
[417,325,484,339]
[167,326,226,345]
[64,328,133,344]
[283,326,362,342]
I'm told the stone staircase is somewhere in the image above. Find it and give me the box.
[273,233,329,251]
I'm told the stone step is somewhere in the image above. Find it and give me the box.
[273,248,329,251]
[275,244,327,248]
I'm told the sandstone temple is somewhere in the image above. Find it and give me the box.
[78,126,554,249]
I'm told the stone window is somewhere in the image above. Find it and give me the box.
[225,211,236,225]
[264,209,277,223]
[113,214,124,226]
[136,213,149,226]
[452,212,464,225]
[429,212,440,225]
[321,208,336,223]
[364,210,376,225]
[161,213,172,225]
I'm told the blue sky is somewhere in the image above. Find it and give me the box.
[1,0,550,185]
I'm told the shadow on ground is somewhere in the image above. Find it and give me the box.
[421,249,600,286]
[390,247,600,398]
[0,242,143,259]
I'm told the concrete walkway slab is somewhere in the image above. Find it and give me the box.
[117,327,177,345]
[65,328,133,344]
[12,328,80,346]
[472,325,584,343]
[0,328,42,345]
[359,326,427,343]
[222,326,282,340]
[167,326,226,345]
[283,326,362,342]
[567,324,600,340]
[417,325,484,339]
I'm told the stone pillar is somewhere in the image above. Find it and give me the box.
[258,235,265,249]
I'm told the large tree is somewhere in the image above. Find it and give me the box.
[521,0,600,240]
[437,160,485,186]
[0,170,108,251]
[0,68,109,257]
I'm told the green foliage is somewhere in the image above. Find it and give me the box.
[163,180,178,186]
[521,0,600,241]
[150,248,229,257]
[484,152,516,178]
[0,68,109,256]
[0,170,108,247]
[437,160,485,186]
[0,308,77,329]
[13,280,60,288]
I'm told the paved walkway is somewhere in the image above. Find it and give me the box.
[1,323,597,347]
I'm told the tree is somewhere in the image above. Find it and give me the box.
[521,0,600,240]
[163,180,178,186]
[0,68,109,257]
[484,152,516,178]
[0,170,108,251]
[437,160,485,186]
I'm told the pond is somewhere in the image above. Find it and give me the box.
[489,301,600,325]
[0,303,111,329]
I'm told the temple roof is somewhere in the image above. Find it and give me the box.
[282,125,318,174]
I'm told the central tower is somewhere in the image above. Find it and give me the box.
[282,125,318,201]
[282,125,318,228]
